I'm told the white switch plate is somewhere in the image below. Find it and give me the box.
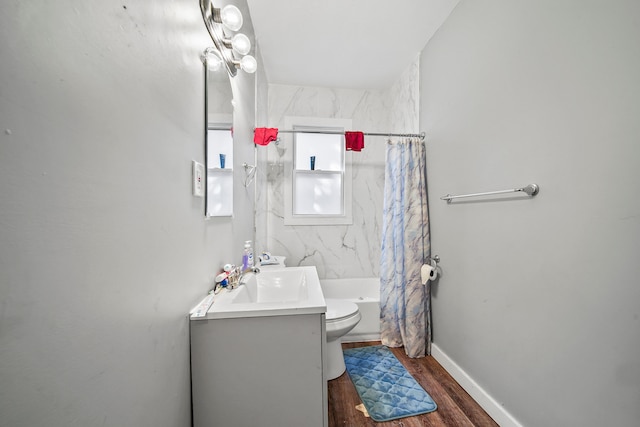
[192,161,204,197]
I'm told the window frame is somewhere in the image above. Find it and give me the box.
[283,116,353,226]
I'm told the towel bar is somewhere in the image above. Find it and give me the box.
[440,184,539,203]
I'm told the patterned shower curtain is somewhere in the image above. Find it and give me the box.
[380,138,431,358]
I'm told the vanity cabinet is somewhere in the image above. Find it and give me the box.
[190,313,327,427]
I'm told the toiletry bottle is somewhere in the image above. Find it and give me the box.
[242,241,254,270]
[246,241,254,268]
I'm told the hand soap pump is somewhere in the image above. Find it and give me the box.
[242,240,254,270]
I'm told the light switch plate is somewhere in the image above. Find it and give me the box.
[192,161,204,197]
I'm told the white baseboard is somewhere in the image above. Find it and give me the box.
[431,343,524,427]
[342,333,381,343]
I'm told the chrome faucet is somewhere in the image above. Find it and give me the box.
[238,266,260,286]
[224,265,260,290]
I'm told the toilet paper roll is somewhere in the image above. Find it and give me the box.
[420,264,435,285]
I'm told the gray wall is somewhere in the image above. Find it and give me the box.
[0,1,256,426]
[420,1,640,426]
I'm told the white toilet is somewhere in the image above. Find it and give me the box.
[325,298,361,380]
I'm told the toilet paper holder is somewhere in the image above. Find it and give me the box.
[421,255,441,284]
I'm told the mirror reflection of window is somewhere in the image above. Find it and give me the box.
[205,54,234,218]
[208,128,233,169]
[206,127,233,217]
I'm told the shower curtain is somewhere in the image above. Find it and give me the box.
[380,138,431,358]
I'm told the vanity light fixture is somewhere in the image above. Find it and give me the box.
[200,0,257,76]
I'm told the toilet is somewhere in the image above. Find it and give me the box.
[325,298,361,380]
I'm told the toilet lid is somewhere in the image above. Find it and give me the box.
[325,298,359,321]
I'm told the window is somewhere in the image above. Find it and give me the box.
[284,117,352,225]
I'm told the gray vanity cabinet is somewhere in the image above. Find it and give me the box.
[190,313,327,427]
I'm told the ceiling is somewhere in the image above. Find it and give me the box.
[246,0,460,90]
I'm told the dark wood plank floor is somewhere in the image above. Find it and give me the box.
[328,342,499,427]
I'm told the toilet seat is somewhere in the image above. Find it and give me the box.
[325,299,359,322]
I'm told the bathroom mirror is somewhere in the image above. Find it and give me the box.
[205,58,234,217]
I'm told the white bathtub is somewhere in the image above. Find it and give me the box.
[319,277,380,342]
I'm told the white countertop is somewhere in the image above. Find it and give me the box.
[190,266,326,320]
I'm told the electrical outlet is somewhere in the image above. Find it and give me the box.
[192,161,204,197]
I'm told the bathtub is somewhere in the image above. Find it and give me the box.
[319,277,380,342]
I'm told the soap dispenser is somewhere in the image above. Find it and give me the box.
[242,240,254,270]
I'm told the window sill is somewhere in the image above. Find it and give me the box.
[284,215,353,226]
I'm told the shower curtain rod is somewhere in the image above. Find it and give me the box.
[211,125,426,140]
[275,129,426,139]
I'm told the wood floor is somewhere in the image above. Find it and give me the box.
[328,342,499,427]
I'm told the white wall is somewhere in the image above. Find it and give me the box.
[259,58,420,278]
[0,1,256,426]
[420,1,640,426]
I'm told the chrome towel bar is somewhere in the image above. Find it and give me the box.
[440,183,539,203]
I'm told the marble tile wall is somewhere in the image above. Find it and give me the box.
[256,56,420,279]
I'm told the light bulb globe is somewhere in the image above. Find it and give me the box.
[204,49,223,71]
[239,55,257,73]
[220,5,243,31]
[231,33,251,55]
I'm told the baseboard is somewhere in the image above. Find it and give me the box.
[431,343,524,427]
[342,333,381,343]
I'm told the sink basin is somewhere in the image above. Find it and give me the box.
[192,266,326,320]
[232,269,308,304]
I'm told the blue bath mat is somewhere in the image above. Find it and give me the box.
[343,345,437,422]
